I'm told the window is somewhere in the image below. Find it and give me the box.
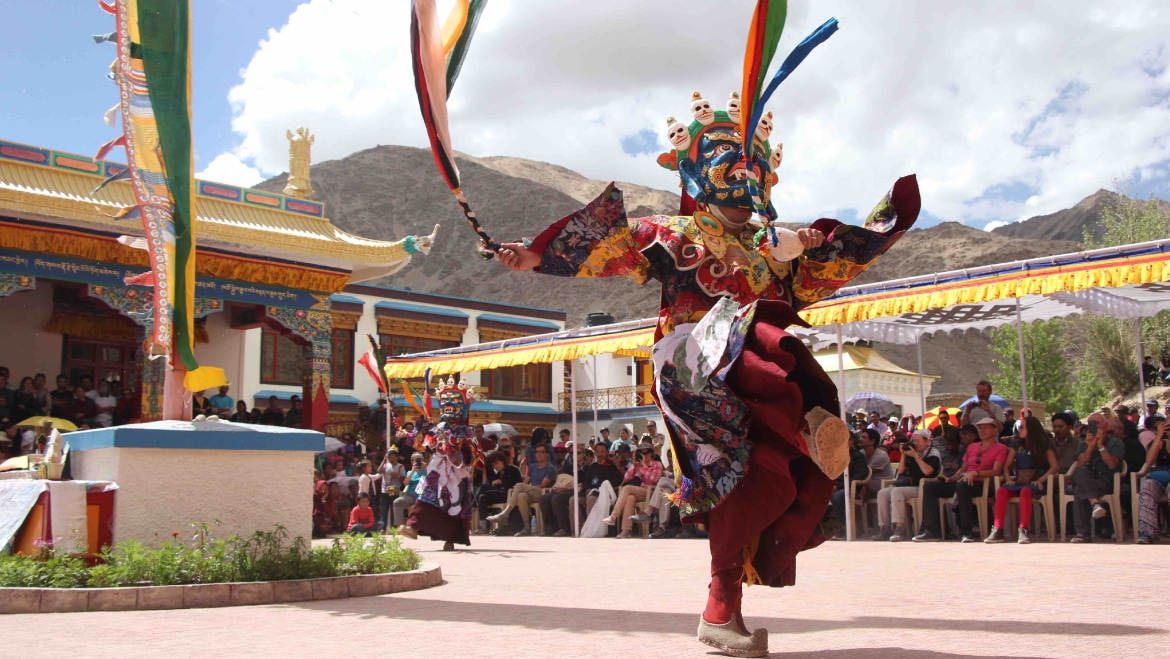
[485,363,551,402]
[379,334,459,390]
[331,328,355,389]
[64,337,141,392]
[260,329,306,386]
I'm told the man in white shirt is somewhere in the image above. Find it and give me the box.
[92,380,117,428]
[866,412,889,436]
[1138,399,1165,428]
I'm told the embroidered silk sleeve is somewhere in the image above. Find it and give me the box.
[789,175,921,310]
[527,184,657,283]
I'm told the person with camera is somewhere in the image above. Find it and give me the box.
[873,429,941,542]
[959,380,1005,432]
[914,416,1008,542]
[1069,413,1125,543]
[604,439,664,538]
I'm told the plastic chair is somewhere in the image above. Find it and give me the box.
[1130,463,1155,541]
[938,477,990,539]
[994,473,1057,541]
[1060,462,1128,542]
[850,467,873,538]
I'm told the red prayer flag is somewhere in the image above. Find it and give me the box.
[358,351,386,393]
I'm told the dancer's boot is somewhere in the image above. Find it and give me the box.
[698,569,767,657]
[802,406,850,480]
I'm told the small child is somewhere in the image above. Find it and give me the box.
[348,493,385,536]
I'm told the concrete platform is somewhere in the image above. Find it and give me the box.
[12,535,1168,658]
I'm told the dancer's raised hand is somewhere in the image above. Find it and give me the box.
[497,242,541,272]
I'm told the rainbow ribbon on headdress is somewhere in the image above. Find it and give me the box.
[738,0,840,238]
[410,0,498,258]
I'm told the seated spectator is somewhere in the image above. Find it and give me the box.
[931,409,959,451]
[91,380,116,428]
[579,442,624,524]
[260,396,284,425]
[540,443,586,537]
[52,374,71,402]
[66,386,96,428]
[604,439,664,538]
[476,451,522,534]
[1068,414,1126,543]
[347,493,385,536]
[12,377,41,423]
[191,389,211,417]
[941,429,966,478]
[914,417,1008,542]
[986,416,1059,544]
[634,437,687,538]
[395,452,426,529]
[873,429,941,542]
[114,386,139,426]
[1050,412,1078,474]
[329,481,348,533]
[831,428,895,540]
[611,441,632,471]
[553,441,568,469]
[209,384,234,416]
[230,401,251,423]
[1000,408,1017,441]
[866,412,889,436]
[1160,354,1170,385]
[0,374,13,429]
[312,479,336,538]
[1137,420,1170,544]
[488,443,557,536]
[283,396,304,428]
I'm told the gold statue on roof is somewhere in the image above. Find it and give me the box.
[283,126,315,199]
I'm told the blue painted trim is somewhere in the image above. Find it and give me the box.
[329,294,365,305]
[252,389,301,401]
[477,313,561,330]
[329,394,361,404]
[66,423,324,452]
[374,300,469,319]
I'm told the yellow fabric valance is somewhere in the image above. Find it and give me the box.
[799,247,1170,327]
[384,325,655,379]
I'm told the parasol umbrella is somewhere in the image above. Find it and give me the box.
[844,393,896,418]
[481,423,517,438]
[15,416,77,432]
[957,394,1010,410]
[917,406,962,431]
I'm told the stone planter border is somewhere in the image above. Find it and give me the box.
[0,562,440,614]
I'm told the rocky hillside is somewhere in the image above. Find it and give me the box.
[254,145,1107,396]
[991,189,1170,243]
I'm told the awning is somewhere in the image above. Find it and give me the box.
[802,239,1170,344]
[383,318,657,379]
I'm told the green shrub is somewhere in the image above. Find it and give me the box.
[0,524,420,589]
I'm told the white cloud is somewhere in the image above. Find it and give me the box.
[195,153,264,187]
[209,0,1170,225]
[983,220,1011,232]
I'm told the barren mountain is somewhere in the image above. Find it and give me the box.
[254,145,1101,396]
[991,189,1170,243]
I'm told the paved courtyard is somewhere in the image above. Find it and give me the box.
[18,534,1169,659]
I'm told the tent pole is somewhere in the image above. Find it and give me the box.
[916,333,927,419]
[837,323,852,542]
[570,359,580,538]
[592,355,599,438]
[1015,298,1029,414]
[1136,318,1147,412]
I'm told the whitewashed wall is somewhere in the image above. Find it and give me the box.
[0,287,62,383]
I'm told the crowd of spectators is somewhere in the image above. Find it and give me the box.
[835,380,1170,545]
[304,378,1170,546]
[0,367,142,457]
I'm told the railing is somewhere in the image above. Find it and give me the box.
[559,384,654,412]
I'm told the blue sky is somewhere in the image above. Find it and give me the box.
[4,1,1169,231]
[1,0,298,173]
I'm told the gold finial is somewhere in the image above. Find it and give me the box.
[283,126,315,199]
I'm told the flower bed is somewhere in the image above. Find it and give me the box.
[0,524,420,590]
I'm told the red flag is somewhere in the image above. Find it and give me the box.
[357,351,386,393]
[423,367,433,418]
